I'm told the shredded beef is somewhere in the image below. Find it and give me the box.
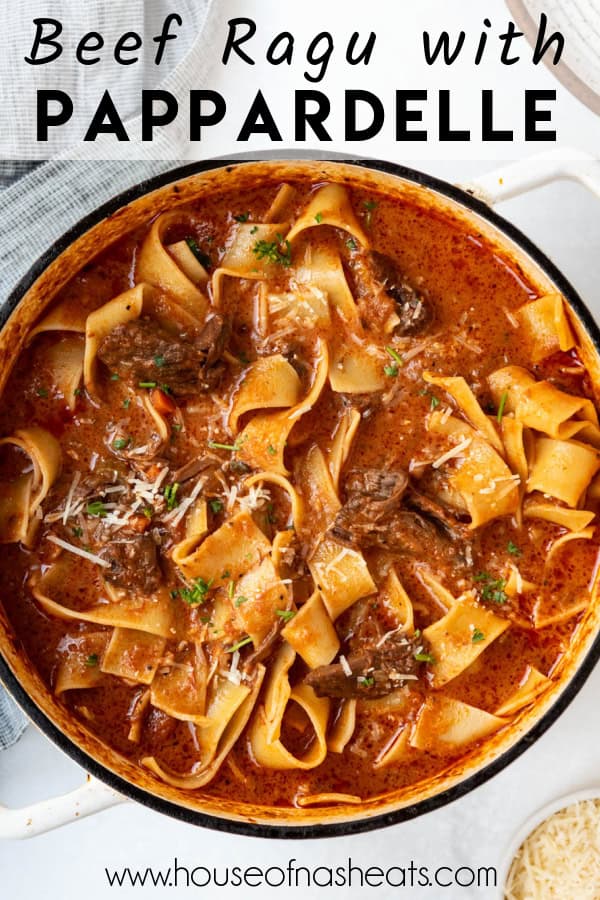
[99,532,162,593]
[97,314,227,395]
[369,252,433,335]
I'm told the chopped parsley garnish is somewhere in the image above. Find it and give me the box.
[234,595,248,607]
[226,635,253,653]
[384,364,398,377]
[252,234,292,267]
[154,355,166,368]
[346,237,357,251]
[185,237,211,269]
[474,571,508,604]
[497,390,509,423]
[413,628,422,639]
[472,629,486,643]
[138,381,157,389]
[250,225,259,234]
[276,609,295,622]
[238,351,250,365]
[227,580,236,600]
[386,346,404,367]
[362,199,378,227]
[221,570,231,579]
[86,500,107,518]
[430,395,440,410]
[110,373,120,381]
[267,444,277,456]
[507,540,522,557]
[85,654,99,667]
[207,439,241,452]
[122,397,131,409]
[172,423,182,432]
[358,675,375,687]
[112,437,130,451]
[36,387,49,398]
[178,577,212,606]
[74,387,83,396]
[163,482,180,510]
[414,651,435,663]
[142,506,153,519]
[234,212,250,223]
[314,212,323,224]
[72,526,83,538]
[209,499,223,514]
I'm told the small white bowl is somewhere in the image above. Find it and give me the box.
[496,787,600,899]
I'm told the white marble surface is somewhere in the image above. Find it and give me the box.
[0,161,599,900]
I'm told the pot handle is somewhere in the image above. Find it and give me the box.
[464,148,600,205]
[0,774,125,839]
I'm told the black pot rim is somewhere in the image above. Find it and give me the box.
[1,156,600,840]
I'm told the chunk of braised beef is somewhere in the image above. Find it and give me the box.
[305,632,422,699]
[99,532,162,593]
[370,252,432,335]
[404,485,471,544]
[97,314,227,395]
[330,467,408,544]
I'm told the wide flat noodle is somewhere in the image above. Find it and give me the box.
[423,591,509,688]
[100,627,166,685]
[428,412,519,528]
[266,285,331,329]
[379,568,415,634]
[296,244,360,324]
[166,240,209,287]
[248,643,330,770]
[150,643,208,722]
[176,509,271,582]
[410,695,506,752]
[424,371,504,454]
[295,443,340,536]
[54,632,109,693]
[0,426,61,545]
[281,589,340,668]
[142,665,265,788]
[527,437,599,507]
[137,211,208,317]
[287,183,369,247]
[171,499,209,567]
[328,698,357,753]
[524,501,595,532]
[374,726,412,769]
[326,408,361,491]
[32,561,175,637]
[309,537,376,620]
[244,472,304,531]
[233,556,289,647]
[83,284,148,393]
[517,293,575,361]
[228,355,302,432]
[495,666,551,716]
[329,340,386,393]
[237,339,328,475]
[28,296,88,340]
[41,335,85,411]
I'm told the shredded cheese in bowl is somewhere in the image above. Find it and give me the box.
[504,796,600,899]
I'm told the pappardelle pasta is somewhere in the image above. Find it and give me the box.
[0,176,598,809]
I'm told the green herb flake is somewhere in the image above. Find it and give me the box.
[276,609,295,622]
[171,423,182,433]
[72,526,83,539]
[385,346,404,367]
[209,498,223,514]
[358,675,375,687]
[74,387,83,397]
[234,212,250,223]
[430,395,440,410]
[185,237,211,269]
[234,595,249,608]
[86,500,107,518]
[267,444,277,456]
[226,635,253,653]
[36,387,49,398]
[112,437,130,451]
[250,225,259,234]
[472,629,486,643]
[85,654,99,668]
[474,571,508,605]
[384,364,398,377]
[154,355,166,369]
[346,237,357,251]
[507,540,522,557]
[362,199,378,227]
[497,390,509,423]
[178,577,213,606]
[110,373,120,381]
[221,570,231,579]
[252,235,292,268]
[142,506,153,520]
[138,381,157,389]
[207,439,240,452]
[314,212,323,224]
[414,651,435,664]
[122,397,131,409]
[163,482,180,511]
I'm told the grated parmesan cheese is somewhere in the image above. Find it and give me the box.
[339,655,352,677]
[432,437,472,469]
[505,798,600,900]
[46,534,111,568]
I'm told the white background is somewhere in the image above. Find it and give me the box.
[1,0,600,897]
